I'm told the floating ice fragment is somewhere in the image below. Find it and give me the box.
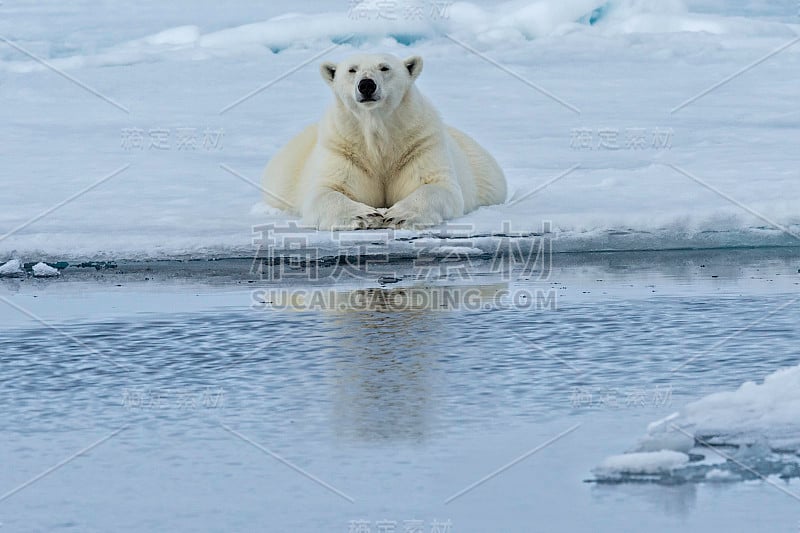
[0,259,23,277]
[592,450,689,480]
[32,262,60,277]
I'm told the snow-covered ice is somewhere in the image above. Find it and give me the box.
[0,259,23,277]
[643,364,800,452]
[31,261,60,277]
[592,363,800,483]
[1,0,799,260]
[593,450,690,480]
[425,244,486,257]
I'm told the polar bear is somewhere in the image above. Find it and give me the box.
[262,53,506,230]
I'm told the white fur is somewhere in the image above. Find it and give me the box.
[262,53,507,230]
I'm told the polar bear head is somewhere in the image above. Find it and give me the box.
[320,53,423,116]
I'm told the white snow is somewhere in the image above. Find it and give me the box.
[1,0,799,260]
[31,262,60,277]
[0,259,23,277]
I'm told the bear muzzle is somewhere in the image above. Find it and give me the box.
[356,78,381,103]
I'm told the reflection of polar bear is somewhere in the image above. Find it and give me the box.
[262,53,507,230]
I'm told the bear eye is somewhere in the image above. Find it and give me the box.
[348,67,357,73]
[379,65,390,72]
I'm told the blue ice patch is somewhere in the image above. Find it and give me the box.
[387,33,426,46]
[578,2,612,26]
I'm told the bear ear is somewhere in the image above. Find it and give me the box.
[404,56,423,81]
[320,61,337,85]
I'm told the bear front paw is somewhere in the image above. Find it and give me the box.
[353,209,388,230]
[382,207,442,230]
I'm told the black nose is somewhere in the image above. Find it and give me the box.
[358,78,377,97]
